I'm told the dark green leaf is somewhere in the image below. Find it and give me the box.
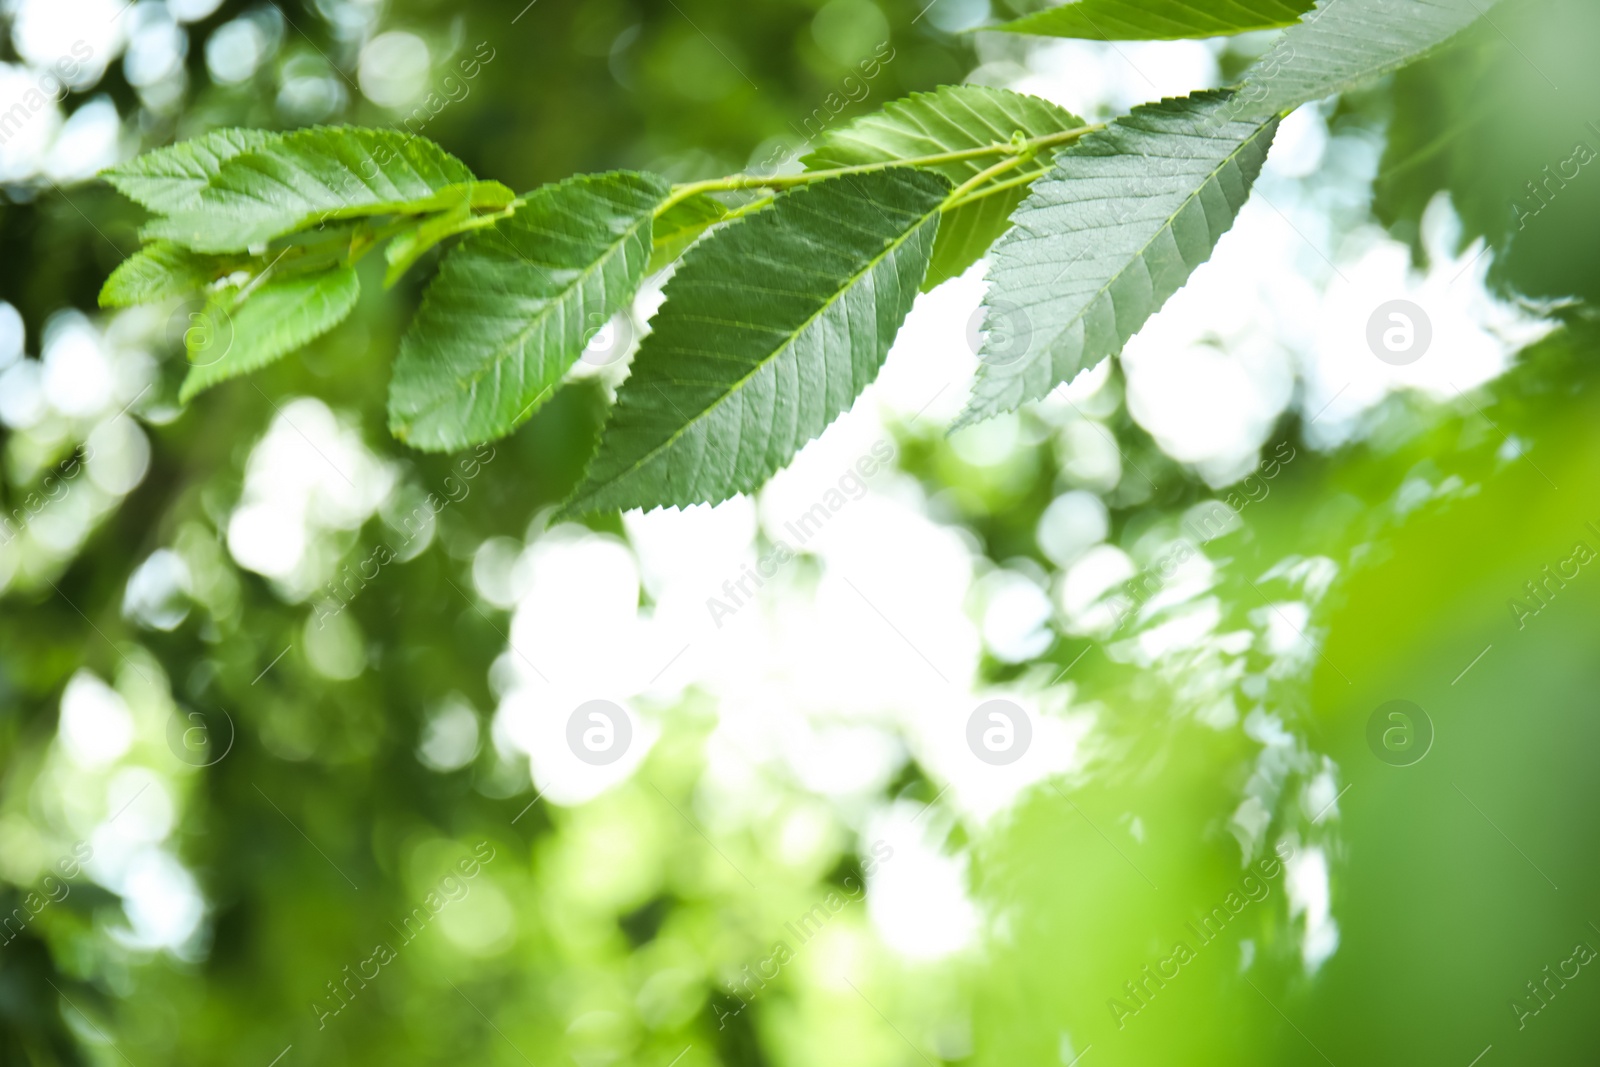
[387,171,670,451]
[560,168,948,516]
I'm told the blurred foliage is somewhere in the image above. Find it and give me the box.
[1374,0,1600,300]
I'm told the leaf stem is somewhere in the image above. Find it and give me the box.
[655,123,1102,216]
[224,216,419,294]
[944,152,1034,204]
[943,169,1048,212]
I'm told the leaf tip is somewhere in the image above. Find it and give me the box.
[946,404,986,436]
[550,483,600,524]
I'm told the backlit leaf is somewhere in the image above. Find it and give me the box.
[959,91,1277,426]
[1230,0,1500,121]
[990,0,1314,40]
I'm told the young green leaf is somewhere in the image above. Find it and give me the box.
[1230,0,1499,121]
[988,0,1315,40]
[802,86,1087,289]
[959,92,1277,427]
[649,194,776,273]
[384,200,469,288]
[179,266,360,402]
[98,242,239,308]
[140,127,509,253]
[650,193,735,273]
[560,168,948,517]
[101,128,280,214]
[387,171,670,451]
[383,188,512,288]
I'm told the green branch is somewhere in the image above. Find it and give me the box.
[654,123,1102,216]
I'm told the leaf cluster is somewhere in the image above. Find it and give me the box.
[100,0,1502,514]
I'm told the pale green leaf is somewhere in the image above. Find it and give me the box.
[179,266,360,402]
[989,0,1314,40]
[98,242,239,308]
[959,91,1277,427]
[140,127,507,253]
[382,190,512,288]
[387,171,670,451]
[649,194,776,273]
[650,194,734,273]
[560,168,948,516]
[101,128,279,214]
[1231,0,1499,121]
[802,86,1087,290]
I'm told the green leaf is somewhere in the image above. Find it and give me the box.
[387,171,670,452]
[650,194,734,273]
[649,194,777,273]
[959,91,1277,427]
[560,168,948,516]
[98,242,239,308]
[140,127,508,253]
[801,86,1086,290]
[383,189,513,288]
[178,266,361,402]
[1230,0,1499,121]
[989,0,1314,40]
[101,128,279,214]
